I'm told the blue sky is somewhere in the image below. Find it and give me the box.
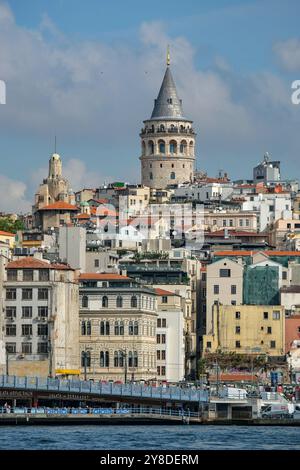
[0,0,300,211]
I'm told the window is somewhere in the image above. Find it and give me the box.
[161,366,166,376]
[270,340,276,349]
[273,310,280,320]
[7,269,17,281]
[6,288,16,300]
[116,295,123,308]
[22,343,32,354]
[157,350,160,360]
[39,269,49,281]
[235,326,240,334]
[134,321,139,335]
[102,296,108,308]
[100,321,110,335]
[157,334,160,344]
[6,307,16,319]
[94,259,99,268]
[267,326,272,334]
[81,321,86,335]
[100,351,109,367]
[159,140,165,153]
[162,319,166,328]
[115,321,120,335]
[131,296,137,308]
[162,296,168,304]
[170,172,176,180]
[81,351,91,367]
[162,350,166,360]
[150,172,153,180]
[6,325,16,336]
[231,301,236,305]
[282,271,287,280]
[82,296,88,308]
[22,289,32,300]
[128,351,133,368]
[37,343,48,354]
[22,307,32,318]
[38,306,48,318]
[133,351,138,368]
[220,269,231,277]
[170,141,177,154]
[235,341,241,349]
[38,288,48,300]
[223,220,227,227]
[157,319,161,328]
[161,334,166,344]
[86,321,91,335]
[22,325,32,336]
[129,321,134,335]
[6,343,16,353]
[157,366,161,376]
[231,285,237,295]
[214,285,219,295]
[264,312,269,320]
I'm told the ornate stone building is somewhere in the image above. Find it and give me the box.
[140,58,196,189]
[33,152,75,229]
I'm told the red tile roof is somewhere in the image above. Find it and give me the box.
[208,230,266,237]
[155,288,179,296]
[7,257,72,270]
[0,230,15,237]
[40,202,78,211]
[79,273,130,281]
[74,213,90,219]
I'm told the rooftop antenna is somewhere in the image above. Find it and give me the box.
[167,45,170,67]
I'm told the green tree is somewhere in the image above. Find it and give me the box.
[0,218,24,233]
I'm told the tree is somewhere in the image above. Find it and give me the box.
[0,217,24,233]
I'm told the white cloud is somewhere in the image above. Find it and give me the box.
[63,158,112,190]
[0,174,31,213]
[274,38,300,71]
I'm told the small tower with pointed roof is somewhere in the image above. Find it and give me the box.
[140,50,196,188]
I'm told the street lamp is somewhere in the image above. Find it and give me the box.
[82,348,92,381]
[5,345,9,376]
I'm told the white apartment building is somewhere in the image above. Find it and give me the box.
[3,255,79,377]
[173,182,233,202]
[155,288,185,383]
[242,192,292,231]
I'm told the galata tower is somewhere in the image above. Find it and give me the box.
[140,50,196,189]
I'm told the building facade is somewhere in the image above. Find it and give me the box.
[79,273,157,382]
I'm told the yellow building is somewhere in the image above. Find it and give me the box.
[203,304,285,357]
[0,230,15,249]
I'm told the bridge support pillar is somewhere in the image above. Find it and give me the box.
[32,392,39,408]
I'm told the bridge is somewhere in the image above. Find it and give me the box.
[0,375,208,408]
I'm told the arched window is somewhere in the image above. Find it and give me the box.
[133,351,138,368]
[128,351,133,367]
[100,351,104,367]
[129,321,134,336]
[114,321,120,336]
[116,295,123,308]
[100,321,105,335]
[131,296,137,308]
[100,351,109,367]
[148,140,154,155]
[86,320,91,335]
[189,141,194,155]
[81,350,91,367]
[170,172,176,180]
[119,350,124,367]
[114,351,119,367]
[81,321,86,336]
[102,296,108,308]
[134,321,139,335]
[158,140,165,154]
[120,321,124,335]
[180,140,187,154]
[159,124,165,132]
[105,321,110,335]
[169,140,177,154]
[82,296,88,308]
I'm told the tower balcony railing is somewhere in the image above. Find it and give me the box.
[140,128,195,136]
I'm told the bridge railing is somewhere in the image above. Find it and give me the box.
[0,406,200,418]
[0,375,209,403]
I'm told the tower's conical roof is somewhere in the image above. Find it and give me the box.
[150,66,184,120]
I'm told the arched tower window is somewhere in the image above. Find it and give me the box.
[158,140,165,154]
[189,141,194,156]
[148,140,154,155]
[169,140,177,154]
[180,140,187,154]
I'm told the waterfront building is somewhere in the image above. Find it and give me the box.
[3,255,79,377]
[155,288,185,383]
[79,273,157,382]
[203,304,285,358]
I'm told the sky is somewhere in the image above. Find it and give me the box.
[0,0,300,212]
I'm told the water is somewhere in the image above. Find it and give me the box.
[0,425,299,450]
